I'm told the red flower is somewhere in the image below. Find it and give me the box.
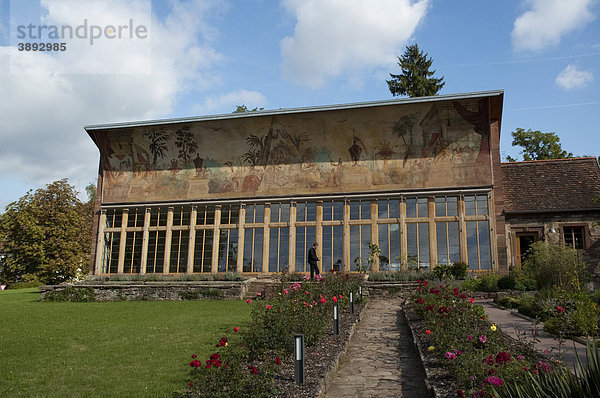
[339,294,342,299]
[266,305,272,310]
[233,326,239,333]
[426,305,434,311]
[425,329,431,335]
[256,292,262,297]
[416,298,424,304]
[556,306,566,314]
[457,389,464,397]
[320,297,327,304]
[332,296,338,303]
[248,366,258,375]
[189,382,194,387]
[191,354,197,358]
[189,360,201,368]
[422,281,428,286]
[276,357,281,365]
[210,353,221,360]
[496,352,512,365]
[246,299,252,304]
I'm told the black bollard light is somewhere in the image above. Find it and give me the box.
[350,290,354,314]
[333,302,339,335]
[294,334,304,384]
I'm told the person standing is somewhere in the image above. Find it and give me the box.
[308,242,320,279]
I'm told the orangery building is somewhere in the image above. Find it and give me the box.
[85,90,600,277]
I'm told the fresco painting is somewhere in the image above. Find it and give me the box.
[97,99,492,203]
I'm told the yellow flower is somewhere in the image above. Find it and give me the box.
[428,346,435,352]
[490,324,497,332]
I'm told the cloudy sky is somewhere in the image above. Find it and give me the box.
[0,0,599,211]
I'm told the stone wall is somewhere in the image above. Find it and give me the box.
[39,280,252,301]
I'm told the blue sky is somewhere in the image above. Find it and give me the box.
[0,0,599,211]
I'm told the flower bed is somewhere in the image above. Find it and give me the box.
[408,281,551,397]
[178,273,364,397]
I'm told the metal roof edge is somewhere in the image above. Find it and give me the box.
[84,89,504,131]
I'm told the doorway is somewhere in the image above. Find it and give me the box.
[516,233,537,267]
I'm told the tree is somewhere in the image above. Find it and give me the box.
[0,179,91,284]
[233,105,264,113]
[506,128,573,161]
[387,44,445,97]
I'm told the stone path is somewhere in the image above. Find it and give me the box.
[324,298,429,398]
[478,300,590,371]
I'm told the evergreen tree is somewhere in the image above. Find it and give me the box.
[387,44,445,97]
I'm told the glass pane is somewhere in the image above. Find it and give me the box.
[127,208,144,227]
[169,230,189,273]
[361,225,371,269]
[245,205,255,224]
[360,201,371,220]
[322,226,333,271]
[350,201,360,220]
[478,221,491,270]
[350,225,360,271]
[295,227,306,272]
[123,231,143,273]
[417,198,428,218]
[280,203,290,223]
[389,199,400,218]
[465,196,476,216]
[378,224,390,271]
[406,223,418,270]
[378,200,388,219]
[466,221,479,269]
[323,201,333,221]
[270,204,280,223]
[305,202,316,222]
[253,229,264,272]
[436,223,449,265]
[406,198,416,218]
[477,195,488,216]
[334,201,344,220]
[296,202,306,222]
[217,229,236,273]
[389,223,400,270]
[195,229,214,273]
[448,222,460,263]
[255,205,264,223]
[418,223,429,268]
[435,197,446,217]
[146,231,165,273]
[447,197,458,217]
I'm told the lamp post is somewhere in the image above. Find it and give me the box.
[333,302,339,335]
[350,291,354,314]
[294,334,304,384]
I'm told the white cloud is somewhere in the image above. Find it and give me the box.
[555,64,594,89]
[280,0,430,88]
[0,0,224,194]
[512,0,596,52]
[192,89,268,115]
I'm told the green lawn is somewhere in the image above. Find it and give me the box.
[0,288,251,397]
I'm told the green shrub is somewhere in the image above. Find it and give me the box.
[368,271,434,282]
[450,262,469,279]
[432,263,452,279]
[496,295,521,308]
[480,274,501,292]
[460,277,482,292]
[9,279,44,289]
[497,275,516,290]
[523,242,588,291]
[45,287,96,302]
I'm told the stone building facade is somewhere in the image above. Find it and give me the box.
[501,158,600,271]
[85,90,511,276]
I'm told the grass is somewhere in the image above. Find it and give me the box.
[0,288,251,397]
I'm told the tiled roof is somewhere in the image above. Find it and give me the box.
[501,157,600,212]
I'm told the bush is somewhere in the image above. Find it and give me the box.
[9,279,44,289]
[523,242,588,291]
[368,271,433,282]
[496,295,521,309]
[45,287,96,302]
[450,262,469,279]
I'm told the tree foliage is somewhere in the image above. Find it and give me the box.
[387,44,445,98]
[233,105,264,113]
[506,128,573,161]
[0,179,93,284]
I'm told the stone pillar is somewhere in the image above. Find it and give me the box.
[94,209,107,275]
[187,206,197,274]
[139,208,150,275]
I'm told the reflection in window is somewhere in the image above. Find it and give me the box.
[407,223,429,269]
[349,200,370,220]
[217,229,237,272]
[406,198,428,218]
[295,226,316,273]
[102,231,120,273]
[378,199,400,219]
[350,225,371,271]
[169,230,189,273]
[244,204,264,224]
[436,222,460,265]
[105,209,123,228]
[194,229,214,273]
[323,200,344,221]
[464,195,488,216]
[378,223,401,271]
[435,197,458,217]
[269,227,289,272]
[466,221,491,270]
[322,225,343,271]
[243,228,263,272]
[146,231,165,273]
[123,231,142,273]
[270,203,290,223]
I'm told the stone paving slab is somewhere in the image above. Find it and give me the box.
[477,300,590,371]
[323,298,429,398]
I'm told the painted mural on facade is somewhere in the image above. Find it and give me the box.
[97,98,493,203]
